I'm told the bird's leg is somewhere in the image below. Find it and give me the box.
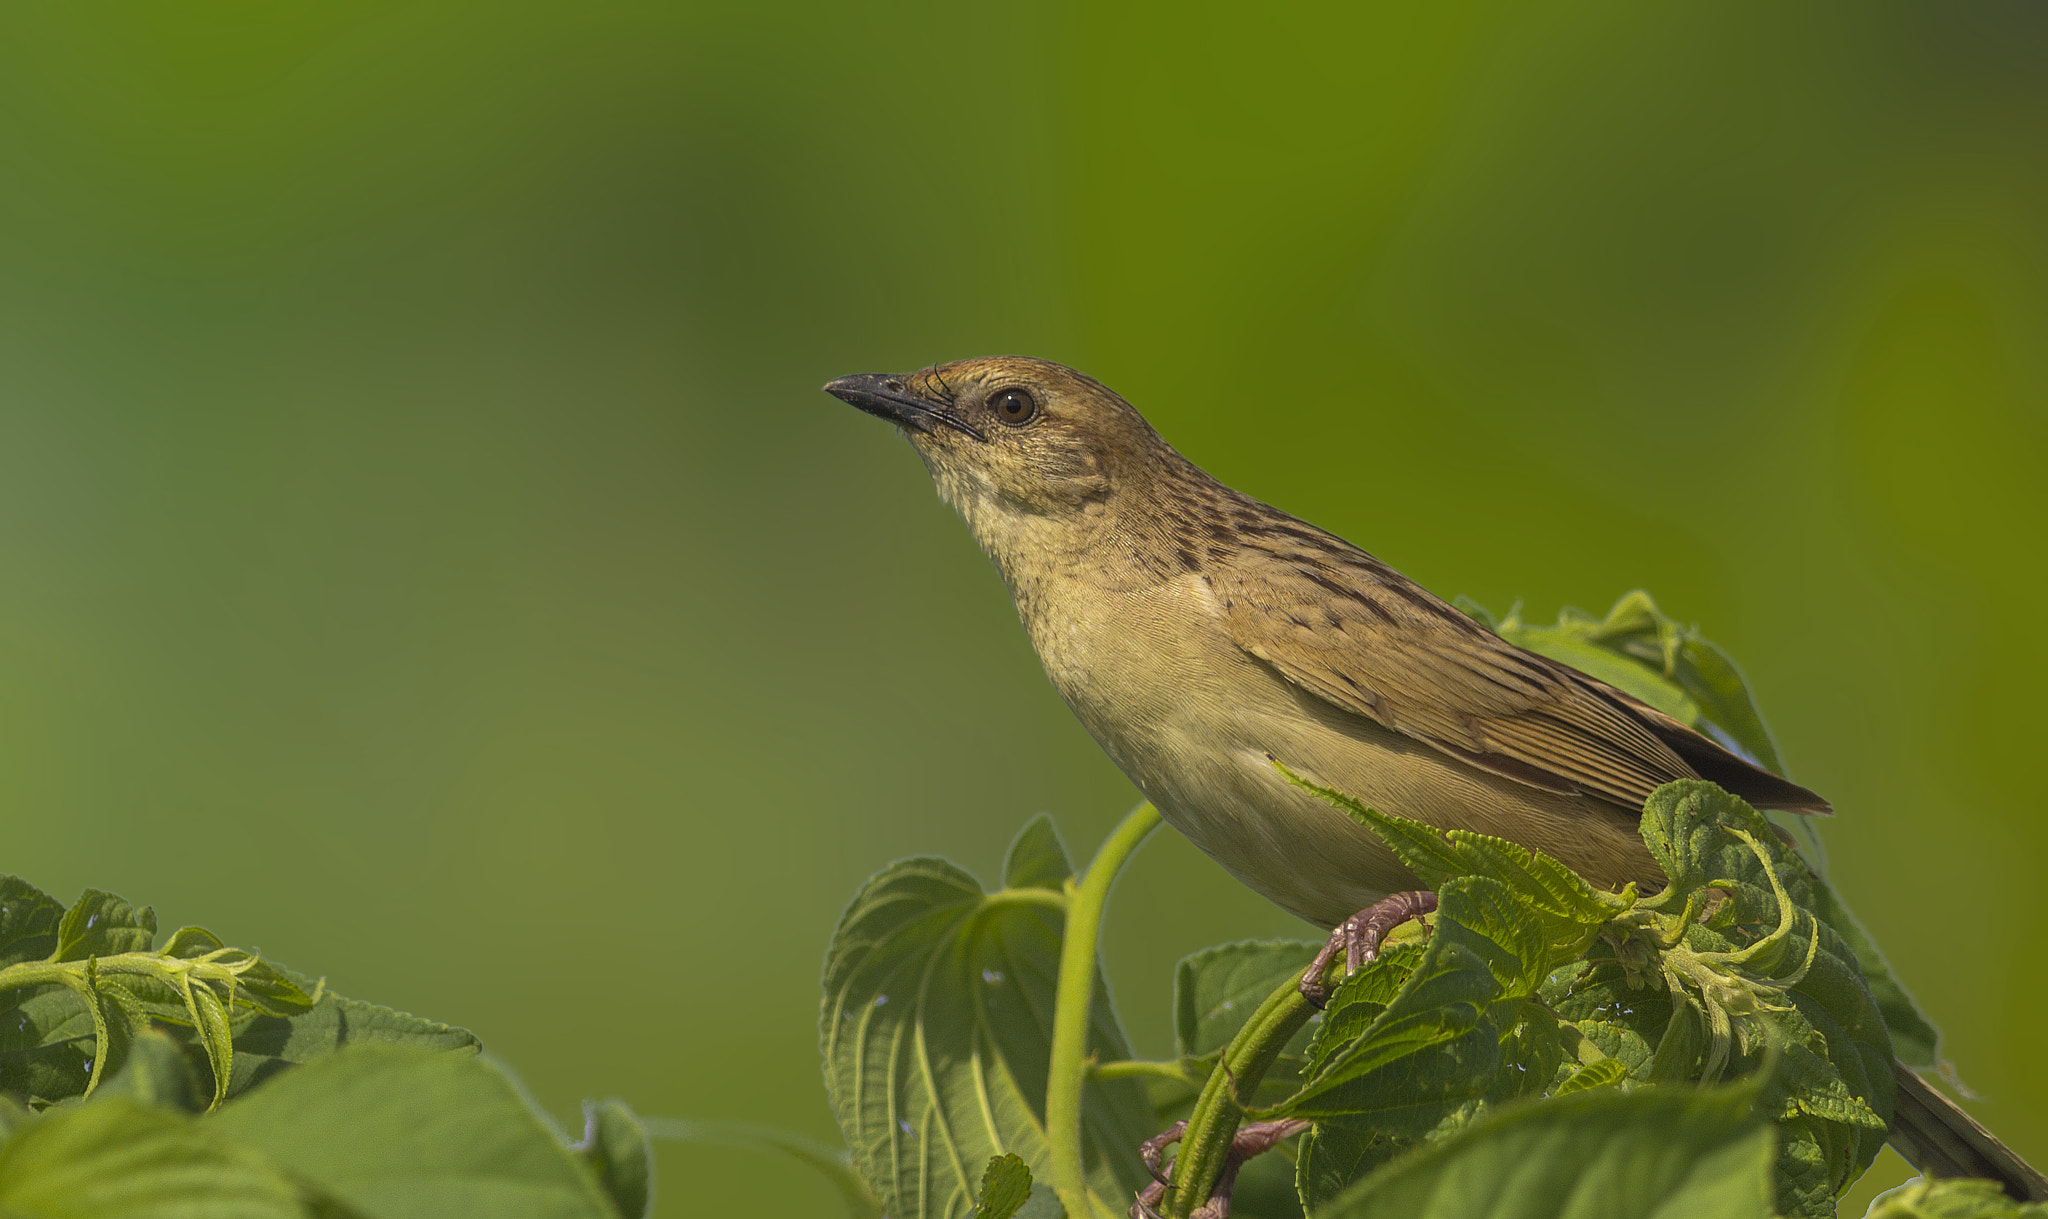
[1129,1119,1311,1219]
[1140,1121,1186,1186]
[1298,890,1438,1008]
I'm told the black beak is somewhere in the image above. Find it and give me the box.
[823,373,985,440]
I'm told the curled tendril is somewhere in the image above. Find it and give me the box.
[1639,825,1822,1082]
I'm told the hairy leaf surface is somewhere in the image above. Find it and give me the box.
[0,881,476,1112]
[0,1097,310,1218]
[1174,939,1321,1060]
[1311,1079,1776,1219]
[820,819,1152,1219]
[1464,592,1941,1066]
[209,1043,622,1218]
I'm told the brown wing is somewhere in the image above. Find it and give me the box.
[1211,514,1830,814]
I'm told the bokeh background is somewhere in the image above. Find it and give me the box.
[3,3,2044,1214]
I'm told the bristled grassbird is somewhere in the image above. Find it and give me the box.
[824,354,2045,1206]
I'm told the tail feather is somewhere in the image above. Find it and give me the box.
[1888,1057,2048,1202]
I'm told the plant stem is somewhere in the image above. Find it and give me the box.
[1045,801,1162,1219]
[1165,972,1316,1218]
[1090,1059,1199,1085]
[985,887,1071,914]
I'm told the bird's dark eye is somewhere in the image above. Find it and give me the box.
[989,388,1039,427]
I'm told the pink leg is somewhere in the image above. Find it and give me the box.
[1297,890,1438,1008]
[1129,1118,1311,1219]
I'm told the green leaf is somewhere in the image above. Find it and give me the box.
[1579,782,1898,1215]
[820,848,1152,1219]
[0,981,99,1104]
[51,890,157,962]
[1551,1058,1627,1097]
[1863,1176,2048,1219]
[974,1152,1033,1219]
[93,1028,206,1113]
[1291,873,1569,1111]
[188,978,236,1109]
[0,879,445,1111]
[219,966,479,1098]
[1483,591,1783,773]
[576,1099,652,1219]
[0,876,66,968]
[1469,591,1944,1065]
[207,1043,621,1218]
[1002,813,1072,893]
[0,1097,312,1218]
[1310,1079,1777,1219]
[1286,877,1554,1210]
[642,1118,882,1219]
[1173,939,1321,1060]
[1282,767,1625,960]
[1280,772,1899,1213]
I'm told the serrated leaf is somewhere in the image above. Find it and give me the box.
[0,1097,311,1218]
[973,1153,1033,1219]
[1620,782,1897,1202]
[1298,1119,1407,1218]
[1002,814,1073,893]
[1281,770,1622,961]
[1552,1058,1627,1097]
[1277,864,1597,1212]
[1476,592,1944,1062]
[1774,1115,1837,1219]
[207,1043,621,1218]
[0,983,99,1104]
[576,1099,652,1219]
[1293,877,1552,1114]
[1637,783,1729,898]
[220,967,479,1098]
[1310,1079,1777,1219]
[51,890,156,962]
[188,981,235,1110]
[820,850,1151,1219]
[0,877,66,968]
[1284,878,1557,1211]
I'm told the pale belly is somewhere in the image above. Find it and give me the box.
[1028,582,1657,928]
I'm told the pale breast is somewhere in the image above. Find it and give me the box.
[1024,573,1656,928]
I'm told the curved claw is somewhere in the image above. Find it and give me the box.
[1139,1119,1186,1184]
[1298,890,1439,1006]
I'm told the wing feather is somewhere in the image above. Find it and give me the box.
[1210,519,1828,814]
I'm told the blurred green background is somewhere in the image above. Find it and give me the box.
[2,3,2043,1214]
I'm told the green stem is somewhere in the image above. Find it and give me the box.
[1090,1059,1198,1085]
[1165,971,1317,1218]
[1045,802,1162,1219]
[985,887,1070,914]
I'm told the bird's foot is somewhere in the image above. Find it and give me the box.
[1130,1118,1310,1219]
[1297,890,1438,1008]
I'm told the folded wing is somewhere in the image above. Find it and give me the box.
[1211,518,1830,815]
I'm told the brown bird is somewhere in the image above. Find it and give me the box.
[824,354,2044,1202]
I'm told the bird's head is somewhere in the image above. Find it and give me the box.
[824,356,1168,530]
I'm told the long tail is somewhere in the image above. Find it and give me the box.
[1888,1058,2048,1202]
